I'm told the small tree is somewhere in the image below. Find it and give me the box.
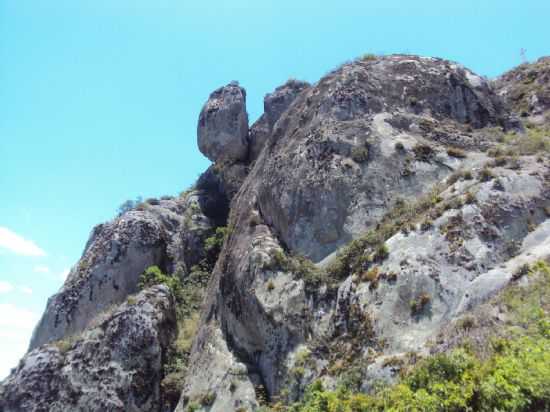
[117,196,143,216]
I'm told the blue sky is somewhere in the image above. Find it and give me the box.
[0,0,548,378]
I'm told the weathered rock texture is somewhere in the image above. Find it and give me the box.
[249,79,310,160]
[176,55,549,411]
[197,82,249,162]
[29,193,217,350]
[0,286,176,412]
[3,54,550,412]
[495,56,550,124]
[258,55,514,261]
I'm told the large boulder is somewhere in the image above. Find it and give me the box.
[264,79,310,128]
[197,82,249,162]
[0,286,177,412]
[249,79,310,160]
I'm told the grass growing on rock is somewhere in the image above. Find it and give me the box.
[263,261,550,412]
[139,227,228,410]
[488,125,550,157]
[326,186,444,282]
[269,249,328,291]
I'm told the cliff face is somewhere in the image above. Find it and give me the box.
[2,55,549,412]
[1,286,176,412]
[29,193,221,350]
[494,56,550,124]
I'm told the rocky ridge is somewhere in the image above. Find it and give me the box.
[1,54,549,412]
[1,286,176,412]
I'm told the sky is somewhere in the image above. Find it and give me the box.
[0,0,548,379]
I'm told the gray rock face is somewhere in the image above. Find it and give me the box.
[177,56,548,411]
[254,55,515,262]
[351,160,550,355]
[494,56,550,124]
[197,82,249,162]
[0,286,176,412]
[249,79,310,161]
[29,193,216,350]
[6,54,550,412]
[264,79,310,128]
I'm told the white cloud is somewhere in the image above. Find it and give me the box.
[33,265,50,273]
[0,227,46,257]
[0,304,39,379]
[19,286,33,295]
[60,267,70,281]
[0,281,14,294]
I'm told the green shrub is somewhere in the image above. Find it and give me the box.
[185,402,200,412]
[351,146,369,163]
[53,336,77,355]
[479,167,495,182]
[138,265,184,304]
[465,191,476,204]
[360,53,377,61]
[117,196,143,216]
[161,372,186,409]
[326,186,445,283]
[413,143,435,161]
[410,293,431,315]
[512,263,530,281]
[447,147,467,158]
[200,392,216,406]
[492,156,508,167]
[203,226,229,268]
[373,243,389,261]
[420,219,433,231]
[270,250,327,291]
[487,146,504,157]
[288,259,550,412]
[290,335,550,412]
[457,315,476,330]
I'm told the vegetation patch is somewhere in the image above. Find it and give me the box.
[412,143,435,162]
[269,250,328,292]
[488,126,550,156]
[410,293,431,315]
[446,147,467,158]
[479,166,494,182]
[265,261,550,412]
[351,146,369,163]
[139,227,227,411]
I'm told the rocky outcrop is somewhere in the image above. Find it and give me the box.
[0,286,176,412]
[257,55,515,261]
[249,80,310,160]
[495,56,550,124]
[197,82,249,162]
[29,193,217,350]
[176,55,549,411]
[3,53,549,412]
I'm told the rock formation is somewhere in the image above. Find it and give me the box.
[2,54,549,412]
[197,82,249,163]
[1,286,176,412]
[30,193,219,350]
[494,56,550,124]
[249,79,310,160]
